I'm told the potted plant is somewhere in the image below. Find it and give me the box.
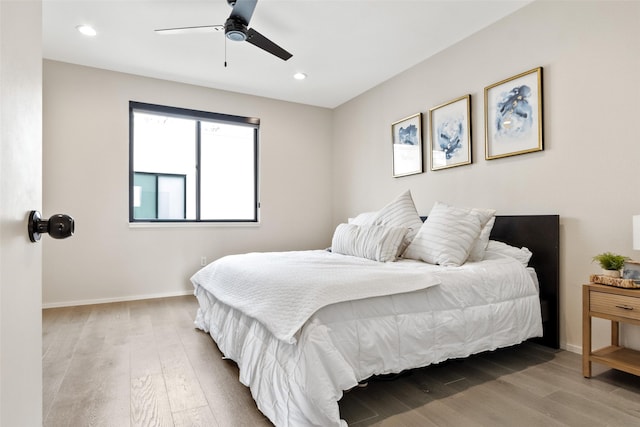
[592,252,629,277]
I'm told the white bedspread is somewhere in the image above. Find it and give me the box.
[191,250,440,343]
[192,251,542,427]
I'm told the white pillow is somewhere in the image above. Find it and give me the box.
[484,240,533,265]
[467,212,496,262]
[370,190,424,254]
[348,211,378,225]
[403,201,483,266]
[331,223,408,262]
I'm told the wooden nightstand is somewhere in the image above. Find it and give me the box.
[583,283,640,377]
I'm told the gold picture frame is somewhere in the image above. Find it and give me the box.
[391,113,423,177]
[429,94,472,171]
[484,67,543,160]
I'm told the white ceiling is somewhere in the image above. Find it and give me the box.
[43,0,531,109]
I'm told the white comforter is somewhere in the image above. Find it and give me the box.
[192,251,542,427]
[191,250,440,343]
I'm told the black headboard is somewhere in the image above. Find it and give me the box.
[419,214,560,349]
[490,215,560,349]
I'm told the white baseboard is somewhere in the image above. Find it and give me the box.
[42,289,194,309]
[563,343,581,354]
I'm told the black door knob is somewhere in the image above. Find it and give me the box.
[28,210,75,242]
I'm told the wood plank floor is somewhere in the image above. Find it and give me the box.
[43,295,640,426]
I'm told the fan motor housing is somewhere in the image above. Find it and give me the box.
[225,17,247,41]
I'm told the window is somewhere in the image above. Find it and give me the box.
[133,172,186,219]
[129,101,259,223]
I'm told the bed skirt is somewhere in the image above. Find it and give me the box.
[194,275,542,426]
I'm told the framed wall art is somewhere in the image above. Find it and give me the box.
[391,113,423,177]
[484,67,543,160]
[429,94,471,171]
[623,260,640,282]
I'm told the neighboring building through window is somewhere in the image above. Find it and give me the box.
[129,101,259,222]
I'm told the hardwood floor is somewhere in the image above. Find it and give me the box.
[43,295,270,427]
[43,296,640,426]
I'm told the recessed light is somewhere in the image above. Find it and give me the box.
[293,72,307,80]
[76,25,97,37]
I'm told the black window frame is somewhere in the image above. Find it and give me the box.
[129,101,260,223]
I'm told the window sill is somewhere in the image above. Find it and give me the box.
[129,221,260,229]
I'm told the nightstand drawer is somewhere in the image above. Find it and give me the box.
[591,291,640,321]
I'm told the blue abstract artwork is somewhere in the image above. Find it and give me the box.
[495,85,533,139]
[436,115,465,160]
[398,124,418,145]
[485,67,543,160]
[430,95,471,170]
[392,113,423,177]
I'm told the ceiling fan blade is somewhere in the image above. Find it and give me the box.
[155,25,224,35]
[230,0,257,25]
[246,28,292,61]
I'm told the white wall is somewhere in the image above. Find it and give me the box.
[0,1,43,424]
[331,1,640,352]
[43,61,333,306]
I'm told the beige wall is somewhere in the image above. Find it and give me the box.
[331,1,640,352]
[43,1,640,353]
[43,61,333,306]
[1,0,43,424]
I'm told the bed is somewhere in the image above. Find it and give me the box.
[191,197,559,427]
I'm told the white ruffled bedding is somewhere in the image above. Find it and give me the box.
[192,251,542,427]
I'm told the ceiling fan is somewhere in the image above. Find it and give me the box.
[155,0,292,61]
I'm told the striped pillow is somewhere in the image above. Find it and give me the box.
[467,215,496,262]
[371,190,424,254]
[403,201,483,266]
[331,223,408,262]
[348,211,378,225]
